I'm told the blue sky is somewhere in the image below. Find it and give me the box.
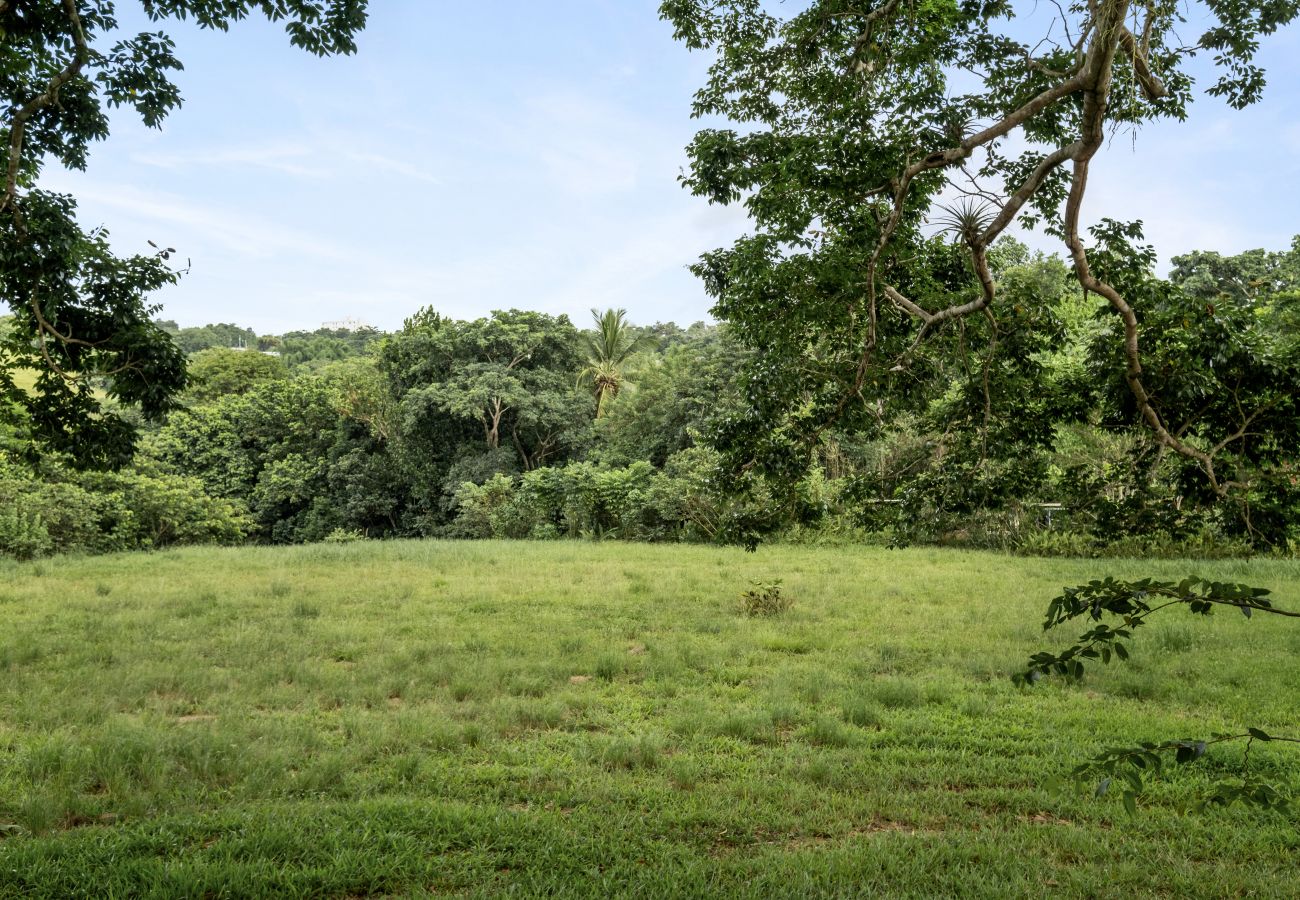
[43,1,1300,333]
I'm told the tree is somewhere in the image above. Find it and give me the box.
[597,324,750,467]
[145,376,377,542]
[167,321,260,355]
[577,308,650,417]
[184,347,288,404]
[377,309,593,529]
[660,0,1299,522]
[0,0,368,468]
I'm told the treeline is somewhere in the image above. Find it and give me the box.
[2,238,1298,558]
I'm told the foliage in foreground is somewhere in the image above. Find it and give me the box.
[661,0,1300,550]
[1018,576,1300,814]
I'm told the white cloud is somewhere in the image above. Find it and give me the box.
[46,178,353,261]
[131,135,442,186]
[132,141,332,178]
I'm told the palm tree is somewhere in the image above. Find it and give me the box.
[577,308,649,418]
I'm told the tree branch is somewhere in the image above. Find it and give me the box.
[2,0,91,217]
[1119,26,1169,101]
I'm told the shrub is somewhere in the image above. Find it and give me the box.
[738,580,794,617]
[0,459,251,558]
[0,503,53,560]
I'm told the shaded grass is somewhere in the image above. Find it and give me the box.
[0,541,1298,897]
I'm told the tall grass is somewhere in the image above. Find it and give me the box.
[0,541,1297,897]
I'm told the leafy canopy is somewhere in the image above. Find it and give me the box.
[0,0,368,468]
[659,0,1300,524]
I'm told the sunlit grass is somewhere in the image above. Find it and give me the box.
[0,541,1297,897]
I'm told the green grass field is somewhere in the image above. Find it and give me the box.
[1,541,1297,897]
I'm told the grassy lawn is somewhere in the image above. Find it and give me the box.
[1,541,1297,897]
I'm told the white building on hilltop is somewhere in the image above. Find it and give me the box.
[321,317,374,332]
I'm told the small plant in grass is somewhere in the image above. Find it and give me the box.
[738,580,793,617]
[1018,576,1299,814]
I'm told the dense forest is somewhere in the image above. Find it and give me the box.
[2,237,1298,560]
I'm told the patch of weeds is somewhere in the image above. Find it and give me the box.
[874,678,924,709]
[94,583,112,597]
[504,674,549,698]
[450,682,478,702]
[291,601,320,620]
[716,711,775,745]
[876,642,906,669]
[769,701,803,729]
[763,635,813,654]
[668,702,712,738]
[175,590,216,619]
[666,758,701,791]
[738,580,794,617]
[595,653,623,682]
[388,754,421,786]
[646,653,685,683]
[268,581,292,599]
[802,715,856,747]
[842,699,885,730]
[801,757,835,786]
[598,733,663,770]
[1110,671,1165,701]
[513,701,565,731]
[1153,623,1200,653]
[922,681,951,705]
[799,672,832,705]
[0,643,42,667]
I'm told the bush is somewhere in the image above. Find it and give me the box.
[453,461,683,541]
[0,502,53,560]
[0,459,251,558]
[79,470,252,549]
[738,580,794,617]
